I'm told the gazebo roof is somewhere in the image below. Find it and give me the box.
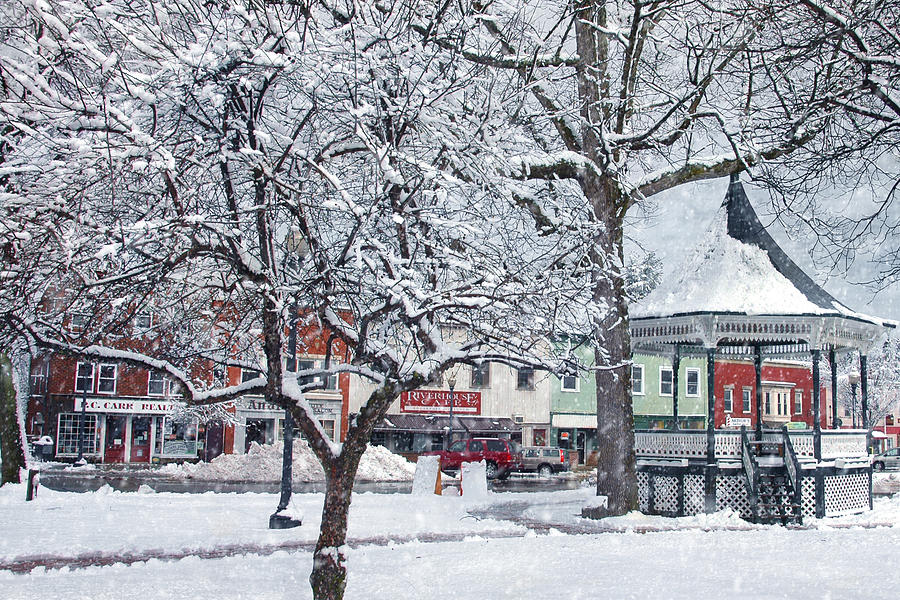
[630,175,893,354]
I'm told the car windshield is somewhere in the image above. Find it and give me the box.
[448,441,465,452]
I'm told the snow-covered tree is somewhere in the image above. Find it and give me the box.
[0,354,24,485]
[838,337,900,433]
[748,0,900,290]
[434,0,859,514]
[0,1,594,598]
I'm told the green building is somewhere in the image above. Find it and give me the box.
[548,343,597,464]
[631,352,707,430]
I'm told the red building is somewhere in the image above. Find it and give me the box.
[713,358,828,430]
[25,312,352,464]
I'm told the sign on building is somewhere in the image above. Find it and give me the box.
[400,390,481,415]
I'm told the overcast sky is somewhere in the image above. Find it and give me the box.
[626,176,900,322]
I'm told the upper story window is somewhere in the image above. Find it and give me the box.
[241,368,261,384]
[97,364,117,394]
[471,362,491,389]
[134,311,153,332]
[561,373,578,392]
[148,371,169,396]
[295,359,339,391]
[685,368,700,397]
[75,362,94,393]
[30,360,49,395]
[742,388,752,413]
[70,313,89,332]
[631,364,645,395]
[517,367,535,391]
[724,387,734,413]
[659,366,673,396]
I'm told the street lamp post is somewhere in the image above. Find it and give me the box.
[849,372,860,429]
[269,234,307,530]
[75,386,87,465]
[445,377,456,450]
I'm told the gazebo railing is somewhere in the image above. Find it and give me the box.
[635,429,868,461]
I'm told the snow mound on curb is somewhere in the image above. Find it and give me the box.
[176,439,415,482]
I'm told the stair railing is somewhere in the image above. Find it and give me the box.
[782,425,803,524]
[741,426,760,521]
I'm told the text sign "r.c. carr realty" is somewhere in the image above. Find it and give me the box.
[74,397,178,415]
[400,389,481,415]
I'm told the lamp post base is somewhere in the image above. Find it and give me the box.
[268,512,302,529]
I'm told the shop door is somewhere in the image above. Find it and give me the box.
[130,416,151,463]
[205,420,224,462]
[104,415,127,463]
[245,419,268,452]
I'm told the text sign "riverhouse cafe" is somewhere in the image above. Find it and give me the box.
[400,389,481,415]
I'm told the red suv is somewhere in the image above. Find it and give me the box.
[424,438,523,480]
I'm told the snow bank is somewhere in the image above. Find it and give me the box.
[175,440,415,482]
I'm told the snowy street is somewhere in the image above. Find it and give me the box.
[3,481,900,599]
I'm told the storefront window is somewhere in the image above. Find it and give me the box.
[154,415,199,457]
[56,413,101,455]
[395,431,413,452]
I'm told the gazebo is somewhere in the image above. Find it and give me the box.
[629,174,894,523]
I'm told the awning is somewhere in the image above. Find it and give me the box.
[872,430,889,439]
[552,413,597,429]
[362,413,520,434]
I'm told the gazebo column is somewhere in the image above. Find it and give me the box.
[671,345,680,431]
[704,346,717,513]
[861,353,870,451]
[812,349,822,462]
[754,346,763,441]
[830,348,838,429]
[812,348,825,518]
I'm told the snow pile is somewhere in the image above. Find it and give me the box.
[460,461,489,499]
[633,210,825,318]
[411,455,441,496]
[177,440,415,482]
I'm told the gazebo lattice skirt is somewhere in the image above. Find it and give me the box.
[635,429,873,521]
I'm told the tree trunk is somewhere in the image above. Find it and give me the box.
[0,354,25,485]
[588,178,638,516]
[309,451,363,600]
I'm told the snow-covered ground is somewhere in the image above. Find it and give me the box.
[2,480,899,599]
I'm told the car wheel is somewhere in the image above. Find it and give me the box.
[874,461,885,472]
[538,464,553,477]
[485,461,498,479]
[497,469,511,481]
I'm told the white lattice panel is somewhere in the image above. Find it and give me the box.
[716,475,752,518]
[821,434,868,458]
[637,471,650,512]
[652,476,679,513]
[684,474,705,516]
[801,477,815,517]
[824,473,869,516]
[635,432,707,458]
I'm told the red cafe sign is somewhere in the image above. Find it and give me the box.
[400,389,481,415]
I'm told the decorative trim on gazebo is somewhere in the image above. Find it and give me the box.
[628,174,893,523]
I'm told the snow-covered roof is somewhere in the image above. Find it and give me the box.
[632,176,889,326]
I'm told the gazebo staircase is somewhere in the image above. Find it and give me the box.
[741,427,803,525]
